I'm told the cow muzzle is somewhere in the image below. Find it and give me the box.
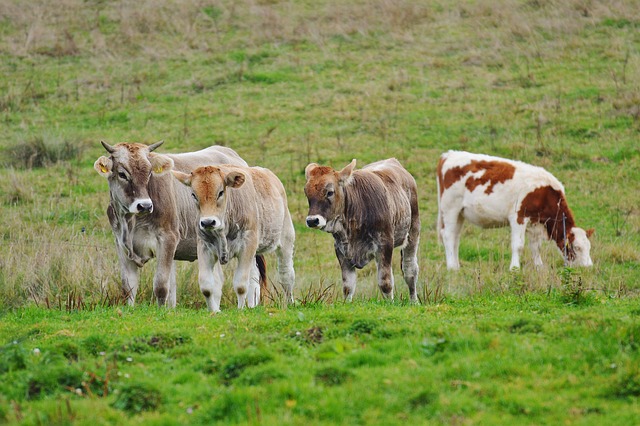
[306,215,327,229]
[200,217,224,232]
[129,198,153,214]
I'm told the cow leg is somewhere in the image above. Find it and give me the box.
[233,249,256,309]
[198,241,223,312]
[337,250,357,302]
[153,233,179,307]
[116,244,139,305]
[376,244,395,300]
[509,218,526,270]
[276,220,296,303]
[401,235,420,304]
[442,211,464,270]
[527,224,545,268]
[247,262,261,308]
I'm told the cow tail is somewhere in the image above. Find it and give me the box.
[255,255,267,304]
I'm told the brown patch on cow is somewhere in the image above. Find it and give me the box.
[202,289,211,298]
[441,160,516,195]
[236,286,246,295]
[518,185,577,255]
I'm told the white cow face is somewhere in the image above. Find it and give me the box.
[94,141,172,214]
[567,227,594,267]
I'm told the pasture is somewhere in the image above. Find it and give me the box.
[0,0,639,423]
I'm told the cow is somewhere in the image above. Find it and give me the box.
[304,158,420,302]
[172,165,295,311]
[436,150,594,270]
[94,141,266,309]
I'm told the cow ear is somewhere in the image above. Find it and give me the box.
[172,170,192,186]
[149,153,174,175]
[586,228,595,239]
[305,163,319,181]
[94,156,113,178]
[338,159,356,185]
[225,171,246,189]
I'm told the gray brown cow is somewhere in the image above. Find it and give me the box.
[94,141,265,308]
[304,158,420,302]
[172,165,295,311]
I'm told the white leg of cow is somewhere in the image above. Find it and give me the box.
[527,224,545,268]
[509,218,526,270]
[198,241,222,312]
[401,241,419,304]
[167,261,177,308]
[117,245,139,306]
[337,250,357,301]
[153,233,179,307]
[233,250,256,309]
[247,262,260,309]
[376,245,395,300]
[276,245,296,305]
[441,211,463,270]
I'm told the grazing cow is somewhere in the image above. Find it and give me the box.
[436,150,594,270]
[172,165,295,311]
[94,141,265,308]
[304,158,420,302]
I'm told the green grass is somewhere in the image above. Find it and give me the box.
[1,0,640,423]
[1,298,640,425]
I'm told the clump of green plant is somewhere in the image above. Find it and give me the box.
[5,135,83,169]
[27,364,84,400]
[558,267,594,306]
[0,341,28,373]
[112,381,164,414]
[314,366,353,386]
[220,349,273,385]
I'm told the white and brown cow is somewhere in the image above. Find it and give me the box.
[172,164,295,311]
[436,150,594,270]
[94,141,265,308]
[304,158,420,302]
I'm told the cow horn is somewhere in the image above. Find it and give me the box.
[148,140,164,152]
[100,140,116,153]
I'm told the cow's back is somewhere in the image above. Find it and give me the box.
[438,150,565,227]
[353,158,417,247]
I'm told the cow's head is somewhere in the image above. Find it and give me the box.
[566,227,594,267]
[172,166,245,263]
[304,159,356,232]
[94,141,173,215]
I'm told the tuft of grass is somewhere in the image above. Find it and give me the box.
[4,135,84,169]
[112,381,164,414]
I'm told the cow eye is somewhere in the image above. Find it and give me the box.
[327,190,334,198]
[118,172,128,180]
[191,193,198,202]
[218,190,224,199]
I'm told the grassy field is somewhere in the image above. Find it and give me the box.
[0,0,639,423]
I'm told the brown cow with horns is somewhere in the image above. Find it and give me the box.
[304,158,420,302]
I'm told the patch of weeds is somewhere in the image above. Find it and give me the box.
[509,318,543,334]
[0,341,28,373]
[558,267,594,306]
[344,350,388,369]
[54,340,79,362]
[305,326,324,345]
[27,364,84,399]
[421,337,448,357]
[620,324,640,352]
[409,390,437,410]
[198,358,220,375]
[82,335,109,356]
[127,332,191,353]
[197,389,255,423]
[112,381,164,414]
[609,369,640,399]
[220,349,273,385]
[314,366,353,386]
[236,364,286,385]
[349,319,377,335]
[5,136,83,169]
